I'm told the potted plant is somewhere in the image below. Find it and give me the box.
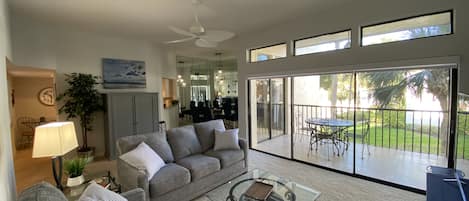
[57,73,103,162]
[64,158,87,187]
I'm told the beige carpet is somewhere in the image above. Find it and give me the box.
[195,150,425,201]
[15,148,425,200]
[242,150,424,201]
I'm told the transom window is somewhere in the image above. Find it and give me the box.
[249,43,287,62]
[361,11,452,46]
[294,30,351,56]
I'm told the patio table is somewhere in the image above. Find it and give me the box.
[305,118,353,156]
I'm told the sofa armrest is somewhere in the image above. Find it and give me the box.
[121,188,146,201]
[117,158,150,200]
[239,138,248,168]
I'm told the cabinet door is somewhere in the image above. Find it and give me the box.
[134,94,158,134]
[110,94,135,136]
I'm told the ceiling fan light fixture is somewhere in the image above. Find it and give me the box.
[164,1,235,48]
[190,24,205,35]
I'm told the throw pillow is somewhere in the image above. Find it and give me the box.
[119,142,165,180]
[213,128,240,151]
[78,183,127,201]
[117,132,174,163]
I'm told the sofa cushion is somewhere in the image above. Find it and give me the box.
[205,149,245,168]
[194,119,226,152]
[18,181,67,201]
[150,163,190,196]
[167,125,202,160]
[117,132,174,163]
[176,154,220,180]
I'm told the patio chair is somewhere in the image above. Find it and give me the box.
[298,127,313,142]
[344,120,371,159]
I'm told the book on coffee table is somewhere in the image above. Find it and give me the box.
[244,181,273,200]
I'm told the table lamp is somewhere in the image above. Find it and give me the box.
[33,122,78,190]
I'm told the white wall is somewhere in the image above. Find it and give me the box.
[0,0,16,199]
[10,15,178,157]
[235,0,469,139]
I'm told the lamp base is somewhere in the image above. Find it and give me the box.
[51,156,63,191]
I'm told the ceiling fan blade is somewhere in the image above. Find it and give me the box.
[200,30,235,42]
[195,39,218,48]
[165,37,196,44]
[169,26,196,37]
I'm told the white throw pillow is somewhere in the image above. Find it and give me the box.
[119,142,165,180]
[78,182,127,201]
[213,128,240,151]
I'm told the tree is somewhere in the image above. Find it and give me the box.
[365,69,449,154]
[57,73,104,152]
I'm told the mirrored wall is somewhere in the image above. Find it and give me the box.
[176,55,238,109]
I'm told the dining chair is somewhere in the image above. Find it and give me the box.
[17,116,37,148]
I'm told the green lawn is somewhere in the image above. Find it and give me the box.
[346,124,469,159]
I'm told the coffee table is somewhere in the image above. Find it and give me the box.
[63,170,121,200]
[203,169,320,201]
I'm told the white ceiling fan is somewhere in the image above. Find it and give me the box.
[165,0,235,48]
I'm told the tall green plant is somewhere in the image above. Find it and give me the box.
[57,73,103,151]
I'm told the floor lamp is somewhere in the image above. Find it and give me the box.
[32,122,78,190]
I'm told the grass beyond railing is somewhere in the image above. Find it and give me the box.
[293,104,469,158]
[253,103,469,159]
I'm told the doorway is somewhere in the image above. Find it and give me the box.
[7,64,58,192]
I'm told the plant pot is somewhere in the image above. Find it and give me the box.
[77,147,95,163]
[67,175,85,187]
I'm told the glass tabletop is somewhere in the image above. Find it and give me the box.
[206,169,320,201]
[63,170,120,200]
[305,118,354,127]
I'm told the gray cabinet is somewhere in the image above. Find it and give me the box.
[104,93,159,159]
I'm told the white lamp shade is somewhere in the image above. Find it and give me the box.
[32,122,78,158]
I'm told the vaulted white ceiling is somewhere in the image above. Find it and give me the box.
[8,0,345,58]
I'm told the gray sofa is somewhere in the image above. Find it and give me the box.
[18,181,145,201]
[116,120,248,201]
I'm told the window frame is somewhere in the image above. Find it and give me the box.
[360,10,454,47]
[293,29,352,56]
[248,42,288,63]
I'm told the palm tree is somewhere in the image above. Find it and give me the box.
[365,68,449,154]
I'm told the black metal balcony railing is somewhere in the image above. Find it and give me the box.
[255,103,285,142]
[254,103,469,159]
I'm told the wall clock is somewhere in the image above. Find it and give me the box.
[38,87,55,106]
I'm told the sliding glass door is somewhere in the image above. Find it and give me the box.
[355,68,451,190]
[249,65,458,191]
[249,78,290,158]
[292,73,355,173]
